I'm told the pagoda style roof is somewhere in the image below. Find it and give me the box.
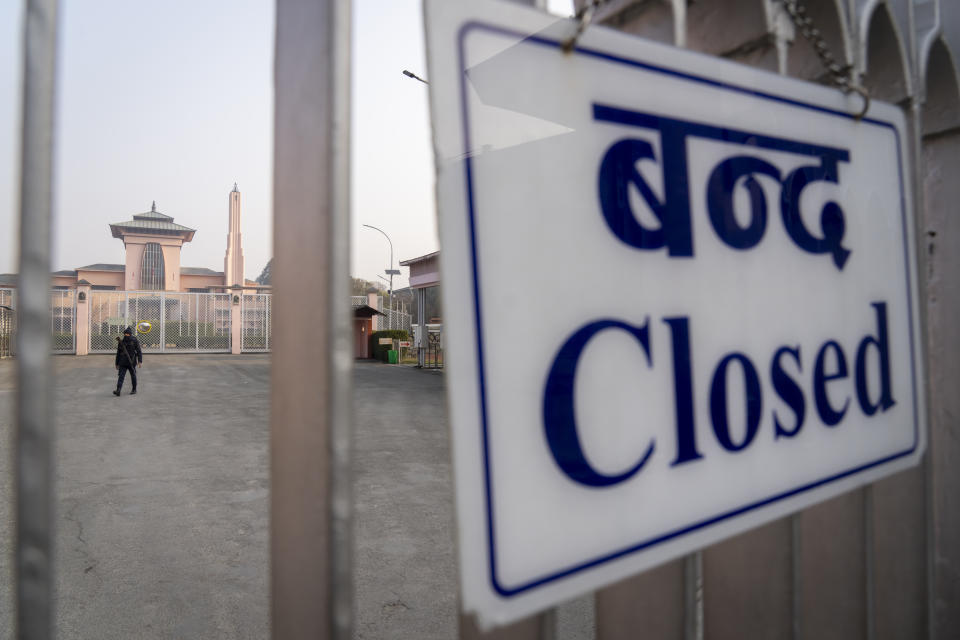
[109,201,196,242]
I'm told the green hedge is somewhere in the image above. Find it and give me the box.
[369,329,409,362]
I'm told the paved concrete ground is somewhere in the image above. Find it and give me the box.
[1,354,272,640]
[0,355,593,639]
[0,355,461,639]
[353,363,457,639]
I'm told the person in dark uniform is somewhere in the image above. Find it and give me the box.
[113,326,143,396]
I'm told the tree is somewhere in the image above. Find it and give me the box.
[351,277,383,296]
[256,259,272,285]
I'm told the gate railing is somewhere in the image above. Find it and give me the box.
[241,293,271,352]
[51,289,76,353]
[0,296,14,359]
[88,291,232,353]
[0,288,276,355]
[0,288,76,355]
[413,323,443,369]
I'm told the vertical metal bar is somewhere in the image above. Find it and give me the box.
[684,552,704,640]
[15,0,60,637]
[907,93,936,640]
[538,609,557,640]
[328,0,353,625]
[160,292,166,353]
[791,514,802,640]
[272,0,353,637]
[864,487,876,640]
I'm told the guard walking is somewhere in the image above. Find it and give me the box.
[114,326,143,396]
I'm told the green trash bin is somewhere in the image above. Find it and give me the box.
[388,349,398,364]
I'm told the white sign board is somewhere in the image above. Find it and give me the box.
[425,0,925,628]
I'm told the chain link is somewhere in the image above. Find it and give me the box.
[565,0,868,116]
[568,0,851,91]
[779,0,851,89]
[563,0,607,53]
[779,0,869,118]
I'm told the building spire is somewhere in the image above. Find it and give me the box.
[225,184,244,286]
[151,200,156,212]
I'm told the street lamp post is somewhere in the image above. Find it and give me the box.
[362,224,401,326]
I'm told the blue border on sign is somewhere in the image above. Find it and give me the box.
[456,22,920,598]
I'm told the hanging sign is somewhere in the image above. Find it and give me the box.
[425,0,925,628]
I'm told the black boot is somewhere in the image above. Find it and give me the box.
[130,388,137,395]
[113,388,121,396]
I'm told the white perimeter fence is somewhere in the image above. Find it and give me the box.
[351,294,413,335]
[0,288,273,355]
[1,288,76,356]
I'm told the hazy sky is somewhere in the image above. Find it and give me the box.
[1,0,572,288]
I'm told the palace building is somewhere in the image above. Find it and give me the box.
[1,184,263,292]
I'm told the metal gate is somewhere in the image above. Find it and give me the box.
[0,288,76,355]
[51,289,76,353]
[0,288,14,358]
[413,323,443,369]
[88,291,232,353]
[241,293,271,352]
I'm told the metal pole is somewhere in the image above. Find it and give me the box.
[272,0,353,638]
[361,223,394,313]
[15,0,60,637]
[684,552,704,640]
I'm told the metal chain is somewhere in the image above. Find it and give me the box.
[779,0,851,89]
[563,0,631,52]
[572,0,611,22]
[563,0,607,53]
[568,0,849,89]
[779,0,869,117]
[565,0,868,116]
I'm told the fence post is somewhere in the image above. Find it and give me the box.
[195,293,200,351]
[232,292,243,354]
[75,283,90,356]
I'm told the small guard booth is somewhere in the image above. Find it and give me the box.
[352,300,383,359]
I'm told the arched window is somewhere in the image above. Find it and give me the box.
[140,242,165,290]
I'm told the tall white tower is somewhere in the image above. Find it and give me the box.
[224,183,245,287]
